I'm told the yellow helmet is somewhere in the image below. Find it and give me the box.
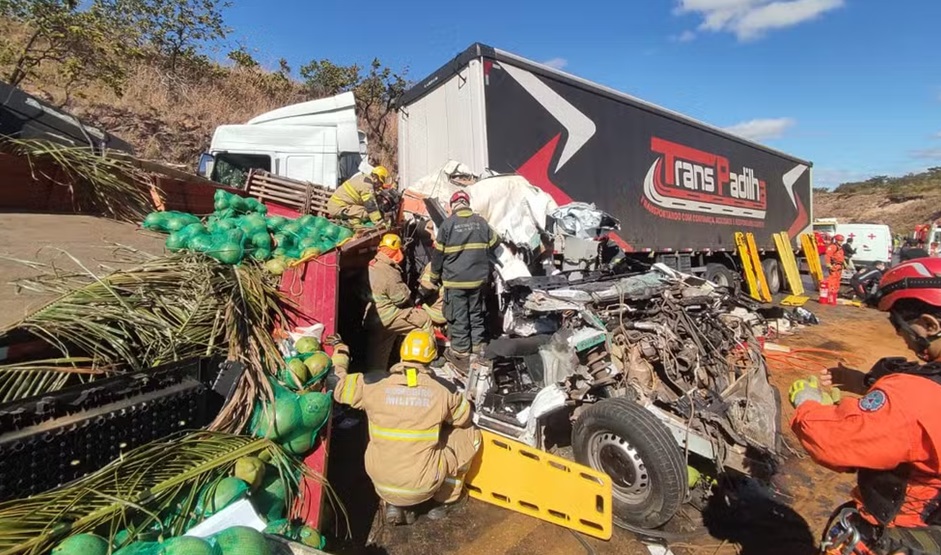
[379,233,401,251]
[370,165,390,185]
[400,329,437,364]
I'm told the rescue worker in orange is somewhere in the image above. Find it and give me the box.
[327,166,392,226]
[790,258,941,554]
[824,234,846,296]
[366,233,432,369]
[332,329,481,525]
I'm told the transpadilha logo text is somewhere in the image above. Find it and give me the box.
[642,137,767,226]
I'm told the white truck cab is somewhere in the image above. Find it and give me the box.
[198,92,369,189]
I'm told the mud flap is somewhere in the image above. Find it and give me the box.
[464,430,613,540]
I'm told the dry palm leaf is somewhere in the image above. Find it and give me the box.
[1,137,157,222]
[0,432,338,555]
[0,250,294,431]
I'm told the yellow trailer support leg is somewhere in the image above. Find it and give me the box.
[464,431,613,540]
[800,233,825,290]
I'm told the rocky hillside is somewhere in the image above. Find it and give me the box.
[813,168,941,235]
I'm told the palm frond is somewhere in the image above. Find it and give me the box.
[0,250,293,430]
[1,137,158,222]
[0,432,329,555]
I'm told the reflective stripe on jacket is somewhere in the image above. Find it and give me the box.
[332,360,474,506]
[430,208,497,289]
[369,252,411,326]
[327,173,381,221]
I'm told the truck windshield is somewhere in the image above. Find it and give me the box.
[211,153,271,189]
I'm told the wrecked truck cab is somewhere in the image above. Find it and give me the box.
[452,266,781,531]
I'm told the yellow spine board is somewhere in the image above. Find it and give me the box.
[773,231,805,296]
[464,431,613,540]
[734,232,770,303]
[800,233,825,290]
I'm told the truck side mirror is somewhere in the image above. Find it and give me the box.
[197,153,215,178]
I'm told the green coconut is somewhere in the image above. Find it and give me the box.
[253,397,301,440]
[158,536,218,555]
[165,232,188,253]
[52,534,110,555]
[214,189,228,202]
[336,226,354,241]
[282,429,316,456]
[265,258,287,275]
[298,391,331,430]
[266,215,288,231]
[298,236,318,250]
[234,456,266,491]
[113,542,160,555]
[298,215,316,227]
[251,248,271,261]
[143,212,166,230]
[212,526,270,555]
[187,233,215,253]
[225,229,245,244]
[303,352,331,382]
[253,470,289,521]
[280,358,309,388]
[293,337,320,355]
[203,477,249,515]
[251,231,272,249]
[297,526,325,549]
[282,221,303,237]
[211,242,243,265]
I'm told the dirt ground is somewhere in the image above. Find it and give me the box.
[329,302,901,555]
[0,216,902,555]
[0,213,166,329]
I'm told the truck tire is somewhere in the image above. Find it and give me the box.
[761,258,782,295]
[705,263,735,288]
[572,398,687,530]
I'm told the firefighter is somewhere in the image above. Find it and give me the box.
[366,233,431,370]
[418,262,446,327]
[825,234,846,296]
[429,190,498,365]
[331,329,481,525]
[326,166,392,226]
[789,258,941,554]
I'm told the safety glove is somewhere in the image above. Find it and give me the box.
[789,376,841,408]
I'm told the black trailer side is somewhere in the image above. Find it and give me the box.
[398,44,813,286]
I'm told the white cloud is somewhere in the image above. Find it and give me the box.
[674,0,844,41]
[911,148,941,161]
[541,57,568,70]
[723,117,795,141]
[814,169,873,189]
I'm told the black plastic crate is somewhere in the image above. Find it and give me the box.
[0,357,224,501]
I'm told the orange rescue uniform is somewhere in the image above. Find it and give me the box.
[791,373,941,528]
[825,243,846,293]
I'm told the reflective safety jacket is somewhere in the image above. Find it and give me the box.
[792,370,941,528]
[368,252,411,326]
[419,263,445,324]
[430,208,497,289]
[825,243,845,268]
[333,361,475,507]
[327,173,381,222]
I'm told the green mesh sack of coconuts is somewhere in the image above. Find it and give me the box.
[142,190,353,266]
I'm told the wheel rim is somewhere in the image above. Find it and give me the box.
[587,431,651,504]
[766,263,780,291]
[712,271,730,287]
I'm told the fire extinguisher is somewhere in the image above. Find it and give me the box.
[819,282,830,305]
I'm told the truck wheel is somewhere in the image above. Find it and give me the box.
[761,258,782,295]
[572,398,687,530]
[705,263,735,288]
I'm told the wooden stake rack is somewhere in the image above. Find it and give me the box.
[244,170,331,217]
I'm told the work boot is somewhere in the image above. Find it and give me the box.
[471,343,487,356]
[426,497,466,521]
[444,348,470,374]
[384,504,416,526]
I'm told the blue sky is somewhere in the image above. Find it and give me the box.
[225,0,941,189]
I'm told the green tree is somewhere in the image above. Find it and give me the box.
[228,45,259,69]
[100,0,230,72]
[300,58,407,167]
[0,0,125,95]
